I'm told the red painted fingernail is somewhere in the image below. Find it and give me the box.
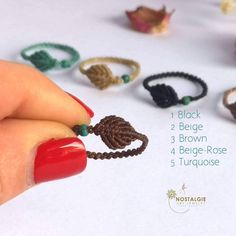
[34,138,87,184]
[67,92,94,118]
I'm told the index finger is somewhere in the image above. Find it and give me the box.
[0,60,92,126]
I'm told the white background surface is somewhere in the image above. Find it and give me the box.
[1,0,236,235]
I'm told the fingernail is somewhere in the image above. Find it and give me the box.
[67,92,94,118]
[34,138,87,184]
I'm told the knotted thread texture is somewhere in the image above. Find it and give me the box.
[149,84,179,108]
[73,116,148,160]
[29,50,57,72]
[85,64,120,89]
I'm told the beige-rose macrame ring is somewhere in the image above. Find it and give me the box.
[79,57,140,90]
[223,87,236,119]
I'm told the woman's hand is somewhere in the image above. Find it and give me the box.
[0,60,93,205]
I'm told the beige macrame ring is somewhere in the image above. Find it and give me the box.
[79,57,140,89]
[223,87,236,119]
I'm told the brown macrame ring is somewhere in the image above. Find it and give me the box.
[223,87,236,119]
[73,115,148,160]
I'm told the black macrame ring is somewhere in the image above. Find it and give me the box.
[143,72,208,108]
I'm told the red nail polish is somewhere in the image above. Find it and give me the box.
[34,138,87,184]
[67,92,94,118]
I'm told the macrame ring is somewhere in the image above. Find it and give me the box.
[21,42,80,72]
[223,87,236,119]
[143,72,208,108]
[72,115,148,160]
[79,57,141,90]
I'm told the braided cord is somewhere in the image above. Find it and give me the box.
[87,132,148,160]
[21,42,80,71]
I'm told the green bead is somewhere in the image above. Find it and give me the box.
[61,60,71,68]
[182,96,192,105]
[121,74,130,83]
[79,124,89,136]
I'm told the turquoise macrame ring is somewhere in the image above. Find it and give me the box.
[21,42,80,72]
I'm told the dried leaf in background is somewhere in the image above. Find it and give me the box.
[126,6,174,34]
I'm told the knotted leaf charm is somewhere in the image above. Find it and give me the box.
[149,84,179,108]
[72,115,148,160]
[92,116,136,150]
[29,50,57,72]
[85,64,120,90]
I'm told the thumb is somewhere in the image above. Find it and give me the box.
[0,118,87,205]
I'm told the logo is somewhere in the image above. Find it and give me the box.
[167,184,207,214]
